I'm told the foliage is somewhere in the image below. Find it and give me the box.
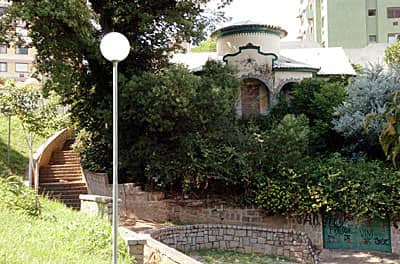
[385,40,400,66]
[253,153,400,220]
[333,65,400,158]
[0,175,40,216]
[191,39,217,52]
[269,78,346,153]
[76,61,241,185]
[368,91,400,166]
[0,81,69,167]
[0,115,46,176]
[0,198,133,263]
[0,0,233,183]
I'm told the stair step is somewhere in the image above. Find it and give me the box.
[50,155,79,158]
[49,158,80,162]
[40,170,81,174]
[50,157,80,160]
[40,177,83,183]
[44,192,87,200]
[38,139,87,209]
[42,164,82,168]
[40,187,87,193]
[40,170,82,174]
[40,172,82,177]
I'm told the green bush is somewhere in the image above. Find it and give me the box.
[269,78,346,153]
[0,175,41,216]
[253,153,400,220]
[333,65,400,158]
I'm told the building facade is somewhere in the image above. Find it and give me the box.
[208,21,355,117]
[299,0,400,48]
[0,0,35,82]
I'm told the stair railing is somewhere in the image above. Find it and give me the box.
[30,128,74,192]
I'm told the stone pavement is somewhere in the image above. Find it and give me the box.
[319,249,400,264]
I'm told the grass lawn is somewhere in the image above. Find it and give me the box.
[0,115,47,176]
[0,197,133,264]
[188,249,298,264]
[0,116,133,263]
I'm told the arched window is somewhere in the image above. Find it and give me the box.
[280,82,296,100]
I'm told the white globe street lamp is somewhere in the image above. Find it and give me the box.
[100,32,130,264]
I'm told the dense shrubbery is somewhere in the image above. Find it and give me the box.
[76,62,400,220]
[268,78,346,154]
[333,65,400,158]
[253,154,400,220]
[0,175,41,216]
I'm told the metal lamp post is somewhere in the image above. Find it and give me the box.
[100,32,130,264]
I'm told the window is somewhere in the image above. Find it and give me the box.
[368,9,376,16]
[15,63,28,72]
[388,7,400,18]
[388,33,400,44]
[394,21,399,26]
[0,44,6,54]
[0,62,7,72]
[0,7,5,16]
[15,46,28,54]
[369,35,377,42]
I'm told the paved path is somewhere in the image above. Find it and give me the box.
[319,249,400,264]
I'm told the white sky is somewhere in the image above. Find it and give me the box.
[209,0,300,41]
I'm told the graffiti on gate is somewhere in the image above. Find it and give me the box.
[296,213,320,226]
[322,214,391,252]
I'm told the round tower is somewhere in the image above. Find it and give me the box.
[211,21,288,56]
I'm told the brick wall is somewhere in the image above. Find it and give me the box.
[150,224,316,263]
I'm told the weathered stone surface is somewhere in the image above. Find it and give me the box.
[150,224,315,263]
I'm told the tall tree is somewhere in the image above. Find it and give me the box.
[0,0,233,181]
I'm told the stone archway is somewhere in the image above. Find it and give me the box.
[240,78,270,116]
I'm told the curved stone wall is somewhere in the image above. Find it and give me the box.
[150,224,317,263]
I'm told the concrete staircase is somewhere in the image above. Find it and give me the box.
[39,140,87,209]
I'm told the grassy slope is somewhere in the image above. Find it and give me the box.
[0,115,47,176]
[0,116,133,263]
[0,198,132,264]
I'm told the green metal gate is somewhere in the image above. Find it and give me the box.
[322,214,391,252]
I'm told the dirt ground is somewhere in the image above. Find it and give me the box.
[319,249,400,264]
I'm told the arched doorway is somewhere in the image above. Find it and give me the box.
[240,78,270,116]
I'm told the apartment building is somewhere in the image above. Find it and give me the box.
[298,0,400,48]
[0,0,35,82]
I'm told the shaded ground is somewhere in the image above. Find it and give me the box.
[319,249,400,264]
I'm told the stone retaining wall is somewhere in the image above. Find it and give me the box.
[150,224,316,263]
[120,227,201,264]
[83,171,400,256]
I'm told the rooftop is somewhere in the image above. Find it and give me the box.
[211,20,288,39]
[171,46,356,76]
